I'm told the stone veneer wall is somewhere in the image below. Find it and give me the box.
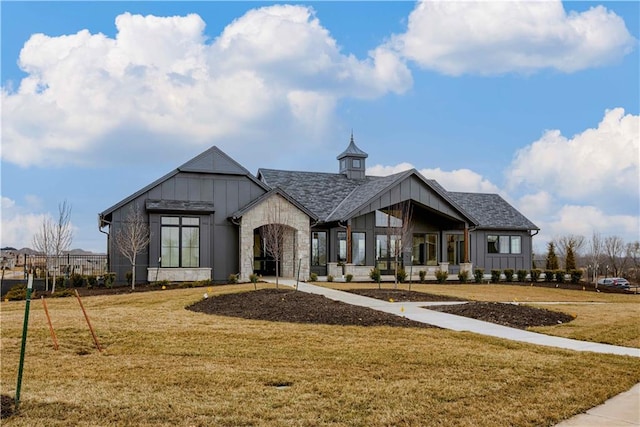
[238,194,310,282]
[147,268,211,282]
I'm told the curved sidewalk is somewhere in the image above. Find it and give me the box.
[268,280,639,425]
[282,280,639,357]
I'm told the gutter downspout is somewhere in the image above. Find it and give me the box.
[98,215,111,273]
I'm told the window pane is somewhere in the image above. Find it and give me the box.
[447,234,462,265]
[376,234,387,269]
[181,227,199,267]
[511,236,521,254]
[161,227,179,267]
[337,231,347,262]
[353,159,361,168]
[375,210,388,227]
[487,235,499,254]
[413,235,425,265]
[426,233,438,265]
[311,232,327,266]
[499,236,510,254]
[352,232,366,266]
[161,217,179,225]
[182,217,199,226]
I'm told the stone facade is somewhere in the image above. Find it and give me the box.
[238,194,310,282]
[147,267,212,282]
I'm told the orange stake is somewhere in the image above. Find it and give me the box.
[74,290,102,352]
[41,296,59,350]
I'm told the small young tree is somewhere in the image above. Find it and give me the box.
[261,197,290,289]
[587,232,604,285]
[114,203,150,290]
[545,242,559,270]
[48,201,73,293]
[386,201,413,289]
[32,215,54,291]
[564,245,576,272]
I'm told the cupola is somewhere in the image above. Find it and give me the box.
[337,132,368,180]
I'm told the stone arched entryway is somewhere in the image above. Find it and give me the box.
[238,193,310,282]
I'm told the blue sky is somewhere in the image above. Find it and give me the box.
[1,1,638,255]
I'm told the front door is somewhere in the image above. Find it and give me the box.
[310,231,327,276]
[253,230,277,276]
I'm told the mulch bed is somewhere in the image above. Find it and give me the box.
[1,395,13,419]
[187,288,434,328]
[187,288,574,330]
[346,288,466,302]
[427,302,575,329]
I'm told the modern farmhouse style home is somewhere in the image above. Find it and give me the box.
[99,137,539,284]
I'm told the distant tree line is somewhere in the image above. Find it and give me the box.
[538,233,640,283]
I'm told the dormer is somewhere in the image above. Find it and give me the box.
[337,133,368,180]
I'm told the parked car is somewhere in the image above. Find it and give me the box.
[597,277,630,290]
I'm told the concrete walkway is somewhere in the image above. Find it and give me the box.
[265,279,640,426]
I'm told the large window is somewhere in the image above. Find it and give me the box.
[352,232,366,266]
[487,235,522,254]
[375,209,403,227]
[376,234,400,272]
[161,216,200,268]
[413,233,438,265]
[446,234,464,265]
[337,231,347,263]
[311,231,327,266]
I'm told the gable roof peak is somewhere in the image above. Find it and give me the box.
[337,132,368,160]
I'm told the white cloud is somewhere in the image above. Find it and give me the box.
[1,196,49,249]
[367,162,501,194]
[2,6,411,168]
[389,0,636,75]
[506,108,639,213]
[531,204,639,251]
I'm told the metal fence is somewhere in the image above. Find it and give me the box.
[23,254,108,278]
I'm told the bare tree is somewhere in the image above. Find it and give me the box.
[586,232,604,285]
[389,201,413,289]
[626,241,640,283]
[32,215,54,291]
[604,235,626,277]
[260,197,290,289]
[48,201,73,293]
[114,203,150,290]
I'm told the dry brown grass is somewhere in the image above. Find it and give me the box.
[1,285,639,426]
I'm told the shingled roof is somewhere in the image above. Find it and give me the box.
[258,168,537,231]
[448,192,539,230]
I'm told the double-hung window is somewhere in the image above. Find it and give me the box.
[161,216,200,267]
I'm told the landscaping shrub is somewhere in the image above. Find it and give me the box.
[544,270,555,282]
[503,269,514,282]
[490,269,501,283]
[55,275,66,289]
[4,285,28,301]
[517,270,527,282]
[396,268,407,283]
[309,272,318,282]
[86,275,97,288]
[327,275,334,282]
[70,273,85,288]
[249,273,259,284]
[474,268,484,283]
[530,269,541,282]
[435,270,448,284]
[126,272,133,285]
[418,270,426,283]
[227,274,238,284]
[555,270,566,284]
[369,268,381,282]
[458,270,469,284]
[570,269,583,284]
[345,274,353,283]
[103,273,116,288]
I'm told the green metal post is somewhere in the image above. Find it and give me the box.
[15,274,34,410]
